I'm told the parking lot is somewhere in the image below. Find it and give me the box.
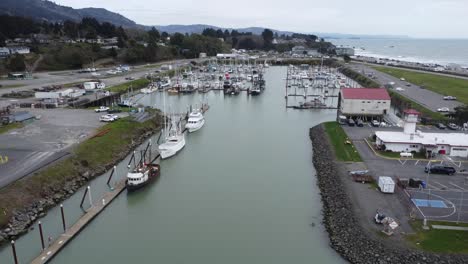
[343,124,468,223]
[0,108,125,188]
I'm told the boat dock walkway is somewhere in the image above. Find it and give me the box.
[31,179,127,264]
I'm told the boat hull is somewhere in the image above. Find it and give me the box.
[186,119,205,132]
[158,137,186,159]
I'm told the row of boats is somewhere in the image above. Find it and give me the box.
[125,107,206,191]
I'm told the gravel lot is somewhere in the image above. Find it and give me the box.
[0,108,128,188]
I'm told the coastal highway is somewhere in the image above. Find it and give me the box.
[350,62,464,112]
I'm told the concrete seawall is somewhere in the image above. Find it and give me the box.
[310,124,468,264]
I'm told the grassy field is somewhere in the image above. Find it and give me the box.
[0,116,160,227]
[0,123,23,134]
[407,220,468,253]
[323,122,362,162]
[373,66,468,104]
[107,78,151,93]
[387,90,448,121]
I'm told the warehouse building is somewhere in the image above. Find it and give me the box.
[338,88,391,120]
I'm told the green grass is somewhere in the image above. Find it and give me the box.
[373,66,468,104]
[407,220,468,253]
[107,78,150,93]
[0,123,23,134]
[323,121,362,162]
[0,116,161,228]
[387,90,447,121]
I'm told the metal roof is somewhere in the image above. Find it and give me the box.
[341,88,391,100]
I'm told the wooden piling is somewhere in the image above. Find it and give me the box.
[39,221,45,250]
[11,240,18,264]
[60,204,66,232]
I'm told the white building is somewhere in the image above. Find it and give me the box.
[339,88,391,118]
[375,109,468,158]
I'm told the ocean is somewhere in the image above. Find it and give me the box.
[328,38,468,67]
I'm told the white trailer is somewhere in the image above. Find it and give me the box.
[378,176,395,194]
[35,92,60,99]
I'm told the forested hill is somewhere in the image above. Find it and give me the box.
[0,0,139,28]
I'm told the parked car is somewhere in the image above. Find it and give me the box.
[348,119,355,127]
[448,123,459,130]
[395,87,405,91]
[356,119,364,127]
[100,114,117,122]
[400,77,405,81]
[405,83,411,86]
[436,123,446,129]
[95,106,110,112]
[125,76,135,80]
[371,120,380,127]
[443,95,457,100]
[424,165,456,175]
[437,107,450,112]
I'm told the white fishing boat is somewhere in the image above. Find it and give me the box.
[185,109,205,132]
[141,83,158,94]
[158,121,186,159]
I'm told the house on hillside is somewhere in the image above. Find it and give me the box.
[9,46,30,55]
[338,88,391,119]
[335,47,355,56]
[0,47,10,58]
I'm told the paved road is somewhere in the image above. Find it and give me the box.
[350,63,465,112]
[0,59,198,97]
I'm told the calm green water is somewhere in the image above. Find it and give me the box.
[1,67,343,264]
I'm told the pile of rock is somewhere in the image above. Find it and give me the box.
[310,124,467,264]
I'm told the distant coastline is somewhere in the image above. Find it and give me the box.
[329,38,468,67]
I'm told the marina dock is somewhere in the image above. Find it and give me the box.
[30,179,127,264]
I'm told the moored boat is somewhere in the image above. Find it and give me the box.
[126,163,160,192]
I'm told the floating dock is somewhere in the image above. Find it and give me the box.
[30,179,127,264]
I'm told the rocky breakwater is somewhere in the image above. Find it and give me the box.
[310,124,468,264]
[0,119,161,246]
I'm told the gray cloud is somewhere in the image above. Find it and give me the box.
[54,0,468,38]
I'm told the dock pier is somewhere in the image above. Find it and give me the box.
[30,179,127,264]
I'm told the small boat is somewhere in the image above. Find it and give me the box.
[140,83,158,94]
[118,98,133,107]
[126,163,160,192]
[250,86,262,95]
[185,109,205,132]
[293,99,327,109]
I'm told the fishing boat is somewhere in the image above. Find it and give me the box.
[126,163,160,192]
[158,118,185,159]
[185,109,205,132]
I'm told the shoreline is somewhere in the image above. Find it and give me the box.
[0,115,162,246]
[310,124,468,263]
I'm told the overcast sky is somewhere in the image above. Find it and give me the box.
[53,0,468,38]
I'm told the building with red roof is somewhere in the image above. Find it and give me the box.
[339,88,391,118]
